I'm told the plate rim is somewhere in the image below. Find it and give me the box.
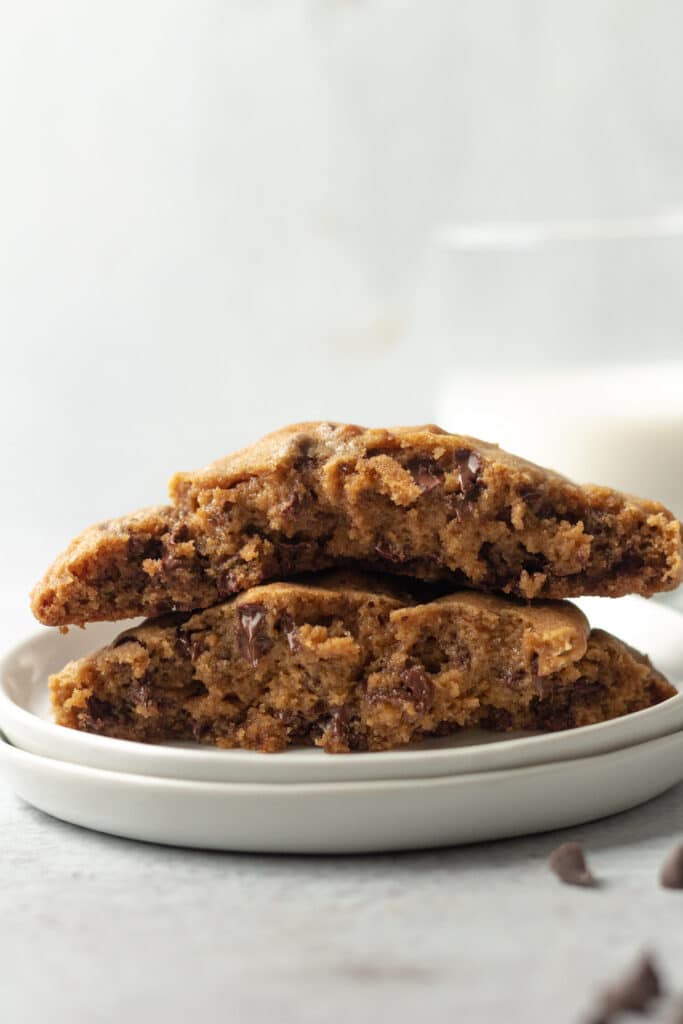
[2,726,683,796]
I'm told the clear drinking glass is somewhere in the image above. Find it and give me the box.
[406,212,683,606]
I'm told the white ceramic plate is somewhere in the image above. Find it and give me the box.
[1,728,682,853]
[0,597,681,784]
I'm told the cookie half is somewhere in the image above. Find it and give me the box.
[49,572,675,753]
[33,422,682,626]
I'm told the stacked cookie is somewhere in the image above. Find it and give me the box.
[32,422,682,754]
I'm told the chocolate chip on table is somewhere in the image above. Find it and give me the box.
[596,953,663,1017]
[548,841,596,887]
[659,843,683,889]
[237,603,273,667]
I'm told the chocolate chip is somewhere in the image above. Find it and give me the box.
[111,632,145,650]
[127,679,152,708]
[482,707,513,730]
[407,458,443,494]
[82,694,116,732]
[367,666,434,716]
[614,551,646,575]
[453,448,482,500]
[236,603,273,667]
[279,613,300,652]
[192,720,212,741]
[659,843,683,889]
[216,567,241,598]
[175,632,203,661]
[128,536,163,562]
[326,706,352,747]
[598,954,662,1016]
[399,665,434,714]
[187,680,209,698]
[292,437,316,471]
[548,842,596,887]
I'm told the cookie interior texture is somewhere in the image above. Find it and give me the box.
[31,423,683,626]
[49,572,675,754]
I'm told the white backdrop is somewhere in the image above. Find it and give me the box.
[2,1,683,632]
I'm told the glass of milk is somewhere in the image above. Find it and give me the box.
[415,214,683,519]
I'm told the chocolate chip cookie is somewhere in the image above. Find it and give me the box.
[49,572,675,753]
[32,422,682,627]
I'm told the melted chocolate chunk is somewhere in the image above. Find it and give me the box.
[325,705,352,748]
[279,613,300,652]
[407,458,443,494]
[175,632,203,662]
[598,954,662,1015]
[187,680,209,698]
[127,536,164,563]
[659,843,683,889]
[482,707,513,730]
[216,567,241,599]
[237,603,273,667]
[613,551,646,576]
[399,665,434,714]
[192,720,212,741]
[292,437,317,471]
[82,695,116,732]
[548,841,596,887]
[530,692,572,730]
[111,633,146,650]
[453,448,482,500]
[367,666,434,716]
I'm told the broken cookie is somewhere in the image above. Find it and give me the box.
[31,423,682,626]
[49,572,675,753]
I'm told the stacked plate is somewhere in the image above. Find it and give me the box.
[1,596,682,854]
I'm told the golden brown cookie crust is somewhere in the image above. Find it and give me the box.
[32,422,682,626]
[49,572,675,753]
